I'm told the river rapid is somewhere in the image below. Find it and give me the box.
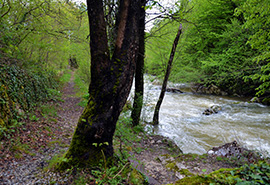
[135,77,270,156]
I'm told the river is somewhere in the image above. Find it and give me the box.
[136,77,270,156]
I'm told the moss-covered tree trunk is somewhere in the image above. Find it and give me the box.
[131,0,146,127]
[153,24,182,125]
[58,0,141,169]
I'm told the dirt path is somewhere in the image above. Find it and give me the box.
[0,71,84,184]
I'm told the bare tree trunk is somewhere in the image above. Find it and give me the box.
[57,0,141,170]
[152,24,182,125]
[131,0,146,127]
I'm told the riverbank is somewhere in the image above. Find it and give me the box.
[141,75,270,157]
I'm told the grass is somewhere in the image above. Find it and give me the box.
[74,71,88,96]
[41,104,58,118]
[59,71,72,84]
[73,71,89,107]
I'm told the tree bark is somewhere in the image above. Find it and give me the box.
[131,0,146,127]
[152,24,182,125]
[57,0,141,169]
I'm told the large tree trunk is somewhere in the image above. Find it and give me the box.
[57,0,141,169]
[152,24,182,125]
[131,0,146,127]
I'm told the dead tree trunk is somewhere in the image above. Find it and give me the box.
[57,0,141,170]
[152,24,182,125]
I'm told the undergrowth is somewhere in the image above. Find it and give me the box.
[0,102,60,161]
[73,71,89,107]
[0,64,63,138]
[174,160,270,185]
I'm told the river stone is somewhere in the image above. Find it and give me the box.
[203,105,222,115]
[206,140,262,161]
[176,163,187,170]
[166,88,183,93]
[192,84,228,96]
[207,141,240,157]
[157,140,162,144]
[175,172,185,179]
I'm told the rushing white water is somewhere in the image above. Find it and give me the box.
[136,77,270,156]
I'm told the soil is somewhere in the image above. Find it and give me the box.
[0,71,255,185]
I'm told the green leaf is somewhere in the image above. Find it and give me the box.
[202,169,207,172]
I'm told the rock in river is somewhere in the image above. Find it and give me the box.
[203,105,221,115]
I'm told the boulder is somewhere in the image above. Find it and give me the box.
[202,105,221,115]
[166,88,183,93]
[207,141,262,162]
[191,83,228,96]
[207,141,241,157]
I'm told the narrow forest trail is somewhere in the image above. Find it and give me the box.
[0,71,84,184]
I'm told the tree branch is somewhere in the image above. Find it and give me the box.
[1,0,11,18]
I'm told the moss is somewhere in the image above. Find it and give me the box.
[166,161,195,178]
[122,100,132,112]
[199,154,207,159]
[206,168,237,184]
[179,169,194,177]
[166,162,179,172]
[79,98,96,127]
[162,153,172,158]
[55,134,103,171]
[216,156,224,161]
[175,168,237,185]
[129,169,146,184]
[0,118,5,127]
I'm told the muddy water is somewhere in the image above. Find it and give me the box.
[139,79,270,156]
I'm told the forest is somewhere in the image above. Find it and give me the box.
[0,0,270,184]
[146,0,270,102]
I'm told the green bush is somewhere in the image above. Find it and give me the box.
[0,64,59,134]
[208,161,270,184]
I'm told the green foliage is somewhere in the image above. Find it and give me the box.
[0,0,90,72]
[146,0,270,101]
[176,0,259,96]
[146,20,202,83]
[73,71,90,107]
[83,114,148,184]
[236,0,270,101]
[59,72,72,85]
[0,64,59,135]
[0,0,91,135]
[205,161,270,184]
[114,113,145,154]
[74,71,89,97]
[175,162,270,185]
[40,104,58,118]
